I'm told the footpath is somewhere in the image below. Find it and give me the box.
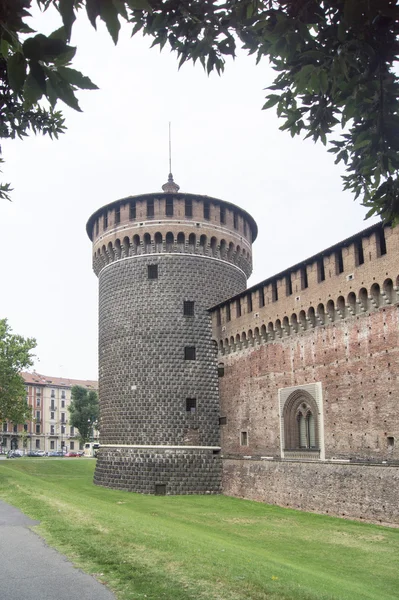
[0,500,116,600]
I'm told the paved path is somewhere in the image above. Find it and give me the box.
[0,500,116,600]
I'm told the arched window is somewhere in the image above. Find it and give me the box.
[280,387,322,458]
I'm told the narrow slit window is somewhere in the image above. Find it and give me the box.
[115,207,120,225]
[301,266,308,289]
[186,398,197,412]
[236,299,241,317]
[272,281,278,302]
[226,304,231,322]
[286,274,292,296]
[233,212,238,229]
[184,346,196,360]
[203,202,210,220]
[185,198,192,217]
[220,206,226,224]
[355,239,364,265]
[216,308,221,326]
[317,258,325,282]
[183,301,195,316]
[147,199,154,218]
[376,228,387,257]
[165,197,173,216]
[240,431,248,446]
[335,249,344,274]
[247,294,253,313]
[148,264,158,279]
[95,219,99,235]
[129,201,136,220]
[103,213,108,230]
[259,288,265,308]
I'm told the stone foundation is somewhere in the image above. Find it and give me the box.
[222,458,399,525]
[94,447,222,495]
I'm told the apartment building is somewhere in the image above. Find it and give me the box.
[0,372,98,454]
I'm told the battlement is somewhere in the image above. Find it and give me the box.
[86,193,257,278]
[211,222,399,351]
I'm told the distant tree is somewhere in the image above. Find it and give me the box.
[0,318,36,424]
[2,1,399,221]
[68,385,98,445]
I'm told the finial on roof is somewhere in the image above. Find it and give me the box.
[162,121,180,193]
[162,172,180,193]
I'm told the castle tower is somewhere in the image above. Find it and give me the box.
[86,177,257,494]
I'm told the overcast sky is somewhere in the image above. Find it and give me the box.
[0,5,378,380]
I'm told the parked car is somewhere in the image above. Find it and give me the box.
[64,451,80,457]
[7,451,22,458]
[26,451,40,457]
[47,451,64,457]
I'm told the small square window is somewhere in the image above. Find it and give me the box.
[148,264,158,279]
[219,417,227,425]
[186,398,197,412]
[184,346,196,360]
[183,301,194,316]
[155,484,166,495]
[240,431,248,446]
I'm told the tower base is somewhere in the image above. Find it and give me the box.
[94,447,222,495]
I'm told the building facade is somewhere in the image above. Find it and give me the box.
[1,372,98,454]
[87,177,399,524]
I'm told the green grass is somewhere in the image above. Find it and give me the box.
[0,460,398,600]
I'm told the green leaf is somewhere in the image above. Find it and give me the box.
[99,0,121,44]
[22,35,47,61]
[0,39,10,60]
[29,61,47,93]
[262,94,280,110]
[127,0,152,10]
[58,0,76,40]
[7,52,27,92]
[57,67,98,90]
[353,138,371,150]
[23,72,45,107]
[47,71,82,112]
[86,0,101,28]
[54,46,77,67]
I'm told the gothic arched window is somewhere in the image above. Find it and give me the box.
[283,390,319,452]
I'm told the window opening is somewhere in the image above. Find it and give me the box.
[355,239,364,265]
[233,212,238,229]
[335,249,344,274]
[148,264,158,280]
[377,228,387,256]
[203,202,210,220]
[244,221,247,236]
[183,301,194,316]
[220,206,226,224]
[35,439,40,449]
[186,398,197,412]
[103,213,108,230]
[247,294,253,313]
[272,281,278,302]
[219,417,227,425]
[185,198,192,217]
[317,259,325,282]
[129,201,136,220]
[147,199,154,218]
[259,288,265,308]
[301,266,308,289]
[240,431,248,446]
[236,299,241,317]
[226,304,231,321]
[286,274,293,296]
[155,484,166,495]
[216,308,221,326]
[165,197,173,216]
[184,346,196,360]
[95,220,99,235]
[115,207,120,225]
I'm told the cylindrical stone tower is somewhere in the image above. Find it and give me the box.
[86,175,257,494]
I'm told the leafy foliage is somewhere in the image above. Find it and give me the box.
[0,318,36,424]
[2,1,399,220]
[68,385,98,444]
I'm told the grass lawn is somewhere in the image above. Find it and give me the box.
[0,459,398,600]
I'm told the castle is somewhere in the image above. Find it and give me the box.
[87,176,399,525]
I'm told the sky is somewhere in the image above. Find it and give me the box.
[0,5,378,380]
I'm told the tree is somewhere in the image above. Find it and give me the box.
[68,385,98,445]
[2,1,399,221]
[0,318,36,424]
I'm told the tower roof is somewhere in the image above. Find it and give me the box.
[162,173,180,193]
